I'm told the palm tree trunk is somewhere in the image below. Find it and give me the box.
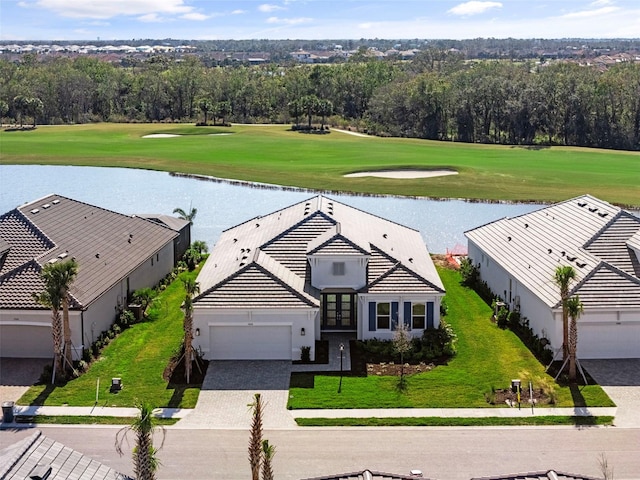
[51,309,64,379]
[184,313,193,384]
[569,316,578,381]
[62,293,73,371]
[562,291,569,360]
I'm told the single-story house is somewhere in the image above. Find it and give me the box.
[137,213,191,262]
[465,194,640,359]
[0,430,132,480]
[0,194,182,359]
[192,195,445,361]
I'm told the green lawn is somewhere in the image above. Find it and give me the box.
[295,416,614,427]
[1,123,638,206]
[17,268,201,409]
[287,267,614,409]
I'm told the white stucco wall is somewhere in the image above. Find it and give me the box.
[308,255,367,290]
[192,307,319,360]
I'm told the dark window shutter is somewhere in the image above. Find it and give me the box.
[427,301,435,329]
[391,302,398,331]
[368,301,376,331]
[404,302,412,329]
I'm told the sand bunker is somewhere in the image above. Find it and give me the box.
[344,170,458,179]
[142,133,180,138]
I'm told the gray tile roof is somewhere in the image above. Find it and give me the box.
[0,194,178,310]
[302,470,431,480]
[136,213,190,232]
[470,470,601,480]
[465,194,640,309]
[196,196,444,308]
[0,430,132,480]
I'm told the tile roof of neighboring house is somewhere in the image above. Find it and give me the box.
[470,470,601,480]
[302,470,431,480]
[136,213,190,232]
[196,196,444,308]
[0,194,178,310]
[0,430,132,480]
[465,194,640,309]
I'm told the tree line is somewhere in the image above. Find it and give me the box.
[1,51,639,150]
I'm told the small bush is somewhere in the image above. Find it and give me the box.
[495,305,509,329]
[300,346,311,363]
[440,297,449,317]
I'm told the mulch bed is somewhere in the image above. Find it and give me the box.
[366,362,435,376]
[489,388,553,407]
[165,357,208,385]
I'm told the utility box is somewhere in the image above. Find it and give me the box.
[2,401,15,423]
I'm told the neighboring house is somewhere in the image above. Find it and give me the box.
[470,470,602,480]
[137,213,191,263]
[0,430,132,480]
[192,195,445,361]
[302,470,429,480]
[465,194,640,359]
[0,194,181,359]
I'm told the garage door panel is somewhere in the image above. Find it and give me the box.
[578,324,640,359]
[210,325,291,360]
[0,325,53,358]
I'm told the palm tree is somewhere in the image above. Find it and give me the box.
[33,258,78,379]
[566,295,584,382]
[248,393,264,480]
[116,402,165,480]
[173,205,197,224]
[554,265,576,361]
[181,277,199,384]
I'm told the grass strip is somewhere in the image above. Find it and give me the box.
[13,415,178,426]
[295,416,614,427]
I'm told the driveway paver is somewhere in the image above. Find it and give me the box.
[0,358,51,404]
[582,358,640,428]
[176,360,297,430]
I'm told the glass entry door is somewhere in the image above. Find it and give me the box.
[322,293,356,330]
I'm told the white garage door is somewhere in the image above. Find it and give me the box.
[210,325,292,360]
[579,323,640,359]
[0,325,53,358]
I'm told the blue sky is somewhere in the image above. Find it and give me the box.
[1,0,639,41]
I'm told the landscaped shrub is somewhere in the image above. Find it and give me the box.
[459,257,479,286]
[300,346,311,363]
[356,320,457,365]
[495,305,509,329]
[440,297,449,317]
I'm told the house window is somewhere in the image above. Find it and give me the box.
[332,262,345,276]
[412,303,426,329]
[377,302,390,329]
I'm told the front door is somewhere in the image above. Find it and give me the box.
[322,293,356,330]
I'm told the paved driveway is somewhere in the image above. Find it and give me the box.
[582,358,640,428]
[0,358,50,404]
[176,360,297,430]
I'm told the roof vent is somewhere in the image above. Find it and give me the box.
[524,223,529,228]
[95,253,100,258]
[29,463,52,480]
[233,238,238,243]
[408,257,413,263]
[42,203,51,209]
[598,212,608,218]
[58,252,68,259]
[548,248,552,254]
[383,233,387,238]
[567,255,576,261]
[576,261,586,268]
[30,209,39,214]
[47,258,58,264]
[560,251,565,256]
[507,236,512,241]
[52,199,60,204]
[578,201,587,207]
[256,223,260,228]
[589,207,598,212]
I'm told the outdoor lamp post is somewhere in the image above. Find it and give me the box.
[338,343,345,393]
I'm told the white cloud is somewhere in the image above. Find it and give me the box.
[138,13,163,23]
[590,0,614,5]
[259,4,285,13]
[266,16,311,25]
[231,9,246,15]
[448,1,502,16]
[181,12,209,21]
[561,6,619,18]
[35,0,192,19]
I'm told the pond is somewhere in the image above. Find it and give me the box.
[0,164,546,253]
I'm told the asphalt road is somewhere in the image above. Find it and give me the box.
[2,426,639,480]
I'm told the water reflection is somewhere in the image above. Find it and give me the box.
[1,165,545,253]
